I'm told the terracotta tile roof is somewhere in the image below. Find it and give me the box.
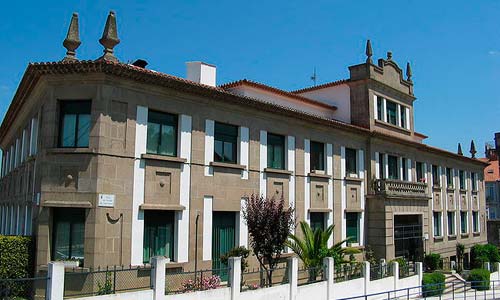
[291,79,350,94]
[0,60,488,167]
[219,79,338,111]
[480,158,500,182]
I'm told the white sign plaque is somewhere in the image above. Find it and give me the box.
[98,194,115,207]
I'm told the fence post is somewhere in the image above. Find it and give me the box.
[229,256,241,300]
[496,262,500,281]
[151,256,167,300]
[416,262,423,295]
[363,261,370,296]
[324,257,334,300]
[484,262,491,272]
[288,256,298,300]
[46,262,64,300]
[393,261,399,291]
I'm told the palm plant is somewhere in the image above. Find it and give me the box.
[286,221,360,269]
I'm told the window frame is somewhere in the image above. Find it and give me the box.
[416,161,424,182]
[459,170,465,190]
[472,211,479,232]
[310,141,325,171]
[310,212,326,232]
[58,100,92,148]
[214,122,238,164]
[400,106,407,128]
[385,100,397,125]
[146,110,178,157]
[432,165,440,187]
[345,148,357,176]
[346,212,360,244]
[267,133,285,170]
[446,168,454,189]
[460,211,468,234]
[447,211,455,236]
[51,208,86,263]
[471,173,477,191]
[143,210,175,263]
[433,212,442,237]
[387,155,398,180]
[376,96,383,121]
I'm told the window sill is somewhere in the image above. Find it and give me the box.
[141,154,186,163]
[432,185,442,191]
[210,161,246,170]
[374,119,411,133]
[446,187,455,192]
[471,190,479,194]
[434,236,444,242]
[345,176,363,182]
[473,232,481,236]
[448,235,457,239]
[461,233,469,238]
[139,203,185,211]
[309,208,332,213]
[459,189,467,193]
[46,147,95,154]
[308,172,331,179]
[345,208,364,213]
[264,168,293,175]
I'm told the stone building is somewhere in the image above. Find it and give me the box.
[0,12,488,271]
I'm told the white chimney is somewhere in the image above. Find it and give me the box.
[186,61,216,87]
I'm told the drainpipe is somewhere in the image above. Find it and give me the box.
[195,211,200,274]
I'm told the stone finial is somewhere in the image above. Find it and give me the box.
[98,11,120,62]
[470,140,477,158]
[406,62,412,82]
[387,51,393,61]
[62,13,81,62]
[365,40,373,64]
[457,143,463,156]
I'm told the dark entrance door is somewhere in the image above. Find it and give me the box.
[212,212,236,281]
[394,215,423,261]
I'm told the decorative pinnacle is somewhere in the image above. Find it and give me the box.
[365,40,373,64]
[62,13,81,62]
[98,11,120,62]
[470,140,477,158]
[387,51,393,60]
[457,143,463,156]
[406,62,412,81]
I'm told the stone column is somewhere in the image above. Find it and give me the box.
[416,262,423,289]
[323,257,334,300]
[363,261,370,296]
[288,257,298,300]
[392,261,399,292]
[46,262,64,300]
[229,257,241,300]
[151,256,168,300]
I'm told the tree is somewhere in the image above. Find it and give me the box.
[286,221,360,269]
[242,194,294,286]
[456,243,465,272]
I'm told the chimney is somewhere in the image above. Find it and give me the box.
[186,62,216,87]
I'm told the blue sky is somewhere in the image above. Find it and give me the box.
[0,0,499,155]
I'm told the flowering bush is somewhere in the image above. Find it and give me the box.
[246,283,260,290]
[181,275,221,292]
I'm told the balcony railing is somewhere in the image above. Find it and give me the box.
[373,179,429,198]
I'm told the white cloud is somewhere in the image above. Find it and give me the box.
[488,50,500,56]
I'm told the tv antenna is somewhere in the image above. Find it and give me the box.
[310,67,317,86]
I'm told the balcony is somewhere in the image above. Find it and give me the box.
[373,179,429,199]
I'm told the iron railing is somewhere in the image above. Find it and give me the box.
[334,263,363,283]
[63,265,152,298]
[240,266,289,292]
[369,264,393,281]
[165,267,230,294]
[297,265,325,286]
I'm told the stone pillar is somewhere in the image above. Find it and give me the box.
[392,261,399,291]
[496,262,500,281]
[229,257,241,300]
[151,256,168,300]
[323,257,334,300]
[484,262,491,272]
[416,262,423,287]
[363,261,370,296]
[46,262,64,300]
[288,257,298,300]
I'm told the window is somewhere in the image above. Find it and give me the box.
[472,211,479,232]
[388,155,398,180]
[143,210,175,263]
[446,168,454,188]
[310,212,326,232]
[471,173,477,191]
[400,106,407,128]
[416,162,424,182]
[460,212,468,234]
[345,148,357,176]
[432,165,440,187]
[376,96,383,121]
[346,213,359,244]
[486,184,495,201]
[147,110,178,156]
[267,133,285,169]
[59,101,91,148]
[378,153,385,179]
[52,208,85,263]
[214,122,238,164]
[447,211,455,235]
[402,158,408,181]
[433,212,442,237]
[310,141,325,171]
[386,101,397,125]
[459,170,465,190]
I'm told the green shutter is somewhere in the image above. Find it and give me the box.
[212,212,236,281]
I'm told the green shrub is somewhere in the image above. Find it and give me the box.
[468,268,490,290]
[220,246,250,272]
[0,236,34,298]
[424,253,442,271]
[471,244,500,269]
[422,272,445,297]
[390,257,408,277]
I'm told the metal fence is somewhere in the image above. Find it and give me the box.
[399,261,417,278]
[240,266,289,292]
[334,263,363,283]
[369,263,393,281]
[164,267,230,295]
[297,265,324,286]
[63,265,152,298]
[0,276,48,300]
